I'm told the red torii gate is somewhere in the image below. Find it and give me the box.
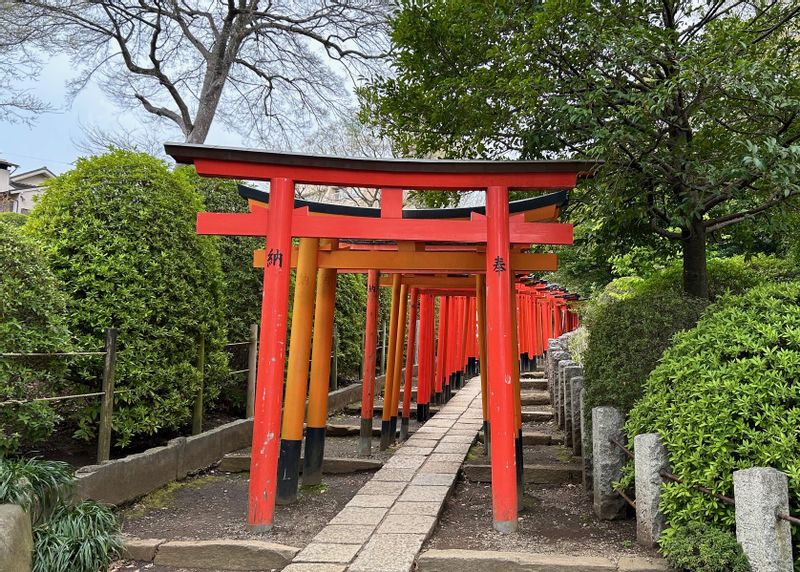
[165,143,597,533]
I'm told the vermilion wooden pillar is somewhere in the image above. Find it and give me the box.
[249,177,295,530]
[380,274,401,450]
[476,274,489,455]
[458,296,470,386]
[359,270,380,456]
[400,287,419,440]
[485,185,518,533]
[389,284,409,443]
[417,294,434,421]
[434,296,447,404]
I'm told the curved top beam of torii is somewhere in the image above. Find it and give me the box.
[165,143,600,190]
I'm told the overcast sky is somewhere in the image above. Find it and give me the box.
[1,53,247,176]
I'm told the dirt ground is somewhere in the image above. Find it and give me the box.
[425,476,657,563]
[119,469,372,547]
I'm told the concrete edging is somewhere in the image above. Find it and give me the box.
[122,536,300,571]
[416,549,674,572]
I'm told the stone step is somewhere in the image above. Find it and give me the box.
[477,430,562,446]
[521,408,554,422]
[218,454,383,474]
[520,379,548,391]
[325,423,415,438]
[462,462,582,485]
[345,402,441,417]
[520,390,550,406]
[520,370,546,379]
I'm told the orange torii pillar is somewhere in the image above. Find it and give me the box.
[458,296,471,387]
[510,282,524,507]
[416,294,434,422]
[434,296,447,405]
[389,284,409,444]
[400,287,419,441]
[359,270,380,457]
[485,185,518,533]
[277,237,319,504]
[445,296,456,400]
[380,274,402,450]
[476,274,489,455]
[249,177,294,530]
[303,261,338,485]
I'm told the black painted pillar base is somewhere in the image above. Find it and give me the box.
[516,428,524,509]
[276,439,302,504]
[483,420,491,456]
[379,419,392,450]
[389,416,398,444]
[434,392,442,406]
[417,403,429,422]
[399,417,410,441]
[302,427,326,486]
[359,417,373,457]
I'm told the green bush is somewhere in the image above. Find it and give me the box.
[622,283,800,564]
[0,211,28,227]
[583,256,799,420]
[0,457,121,572]
[334,273,368,379]
[660,522,751,572]
[0,220,72,454]
[26,150,227,447]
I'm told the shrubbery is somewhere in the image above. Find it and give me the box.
[660,522,751,572]
[26,150,228,446]
[334,273,368,379]
[0,457,121,571]
[0,220,72,454]
[621,283,800,564]
[583,256,799,420]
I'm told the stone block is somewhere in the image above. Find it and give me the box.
[434,442,471,454]
[592,406,626,520]
[283,564,347,572]
[617,556,676,571]
[346,494,399,508]
[734,467,793,572]
[377,514,437,536]
[121,536,163,561]
[398,484,449,503]
[634,433,668,547]
[580,388,593,492]
[396,446,434,456]
[348,533,426,572]
[0,504,31,572]
[329,506,388,526]
[383,455,427,471]
[154,539,298,571]
[415,549,616,572]
[570,376,583,456]
[312,524,375,544]
[293,542,361,564]
[358,480,407,496]
[372,468,417,482]
[417,461,462,475]
[180,418,253,478]
[411,473,456,487]
[428,453,464,464]
[389,501,442,517]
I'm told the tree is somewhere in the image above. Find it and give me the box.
[0,3,51,124]
[13,0,390,145]
[363,1,800,297]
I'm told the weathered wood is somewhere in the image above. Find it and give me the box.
[96,327,118,463]
[192,333,205,435]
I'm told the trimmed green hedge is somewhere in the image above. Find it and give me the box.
[621,282,800,564]
[0,219,73,454]
[26,150,228,447]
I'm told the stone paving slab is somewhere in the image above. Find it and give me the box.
[287,378,483,571]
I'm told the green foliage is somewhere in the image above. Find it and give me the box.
[0,211,28,227]
[33,501,122,572]
[623,283,800,564]
[334,273,368,379]
[364,0,800,296]
[566,327,588,367]
[0,220,72,454]
[660,522,751,572]
[25,150,227,447]
[0,458,121,572]
[583,256,800,419]
[185,172,262,343]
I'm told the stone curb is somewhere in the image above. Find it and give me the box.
[218,455,383,474]
[416,549,674,572]
[122,536,300,571]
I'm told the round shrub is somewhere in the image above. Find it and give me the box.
[0,219,72,454]
[659,522,751,572]
[26,150,227,447]
[623,282,800,562]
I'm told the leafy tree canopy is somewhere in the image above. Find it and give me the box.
[363,1,800,297]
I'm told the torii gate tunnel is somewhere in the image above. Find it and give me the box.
[165,143,597,533]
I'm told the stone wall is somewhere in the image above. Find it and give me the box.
[0,504,32,572]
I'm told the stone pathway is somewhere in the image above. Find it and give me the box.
[285,378,482,572]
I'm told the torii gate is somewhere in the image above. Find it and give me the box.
[165,143,597,533]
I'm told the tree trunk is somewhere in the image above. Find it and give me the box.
[681,218,708,299]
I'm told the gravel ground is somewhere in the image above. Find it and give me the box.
[426,477,657,563]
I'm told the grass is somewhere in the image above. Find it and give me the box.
[122,473,225,518]
[300,483,330,496]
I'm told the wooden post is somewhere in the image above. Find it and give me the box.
[400,287,419,441]
[246,323,258,418]
[304,265,338,485]
[476,275,489,455]
[389,283,408,444]
[359,270,380,456]
[486,184,518,533]
[380,274,401,450]
[192,332,205,436]
[96,327,118,464]
[249,176,295,531]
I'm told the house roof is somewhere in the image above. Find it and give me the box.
[10,166,56,183]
